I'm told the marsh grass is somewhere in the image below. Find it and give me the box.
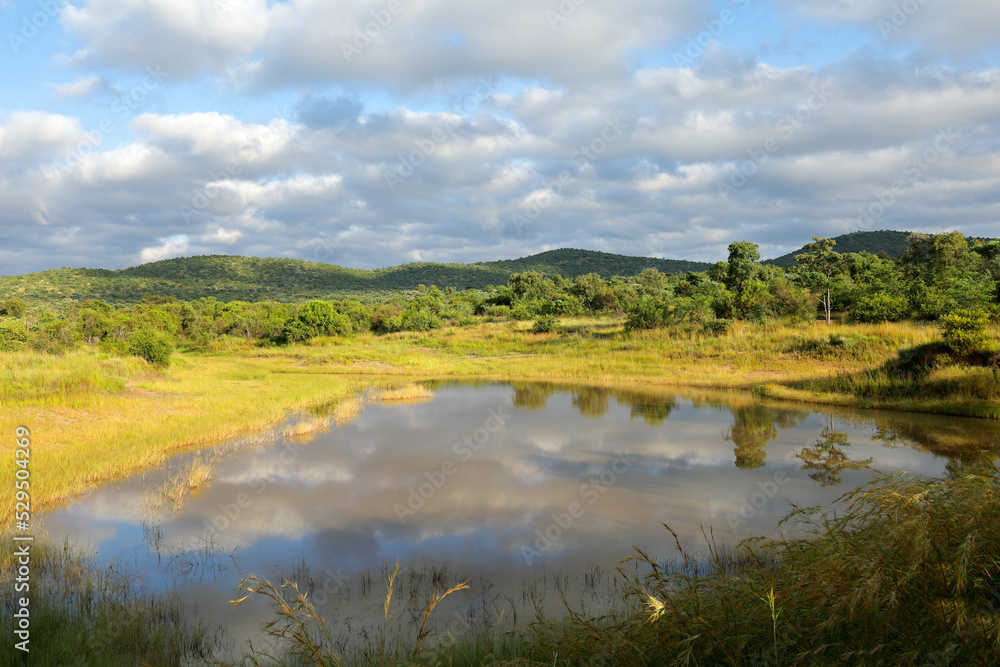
[0,533,218,665]
[145,453,218,512]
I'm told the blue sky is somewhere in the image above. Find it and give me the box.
[1,0,999,274]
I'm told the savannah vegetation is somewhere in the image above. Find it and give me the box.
[2,229,999,664]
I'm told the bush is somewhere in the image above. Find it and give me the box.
[127,329,174,366]
[625,297,669,330]
[283,301,351,342]
[0,297,27,318]
[702,318,731,335]
[532,315,560,334]
[0,318,29,351]
[940,308,991,356]
[851,293,909,323]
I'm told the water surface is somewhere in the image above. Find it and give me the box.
[41,381,1000,656]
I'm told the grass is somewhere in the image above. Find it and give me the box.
[0,349,373,521]
[0,533,218,665]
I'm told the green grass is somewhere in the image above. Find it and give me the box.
[0,534,217,665]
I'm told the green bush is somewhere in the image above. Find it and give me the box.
[702,318,731,335]
[0,318,29,351]
[0,297,27,318]
[532,315,560,334]
[625,297,669,330]
[509,302,539,321]
[851,292,909,323]
[283,300,351,342]
[940,308,991,356]
[127,329,174,366]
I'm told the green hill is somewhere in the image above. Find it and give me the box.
[763,230,914,268]
[0,249,711,306]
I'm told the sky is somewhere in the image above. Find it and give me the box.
[1,0,999,275]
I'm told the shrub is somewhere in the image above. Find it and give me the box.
[127,329,174,366]
[0,297,27,318]
[283,301,351,342]
[0,318,29,351]
[532,315,560,334]
[940,308,991,356]
[851,293,909,323]
[509,303,539,321]
[625,297,669,330]
[702,318,731,335]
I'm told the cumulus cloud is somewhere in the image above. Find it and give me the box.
[2,0,999,275]
[139,235,191,263]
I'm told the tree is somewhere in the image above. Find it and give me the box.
[795,237,842,325]
[725,241,760,296]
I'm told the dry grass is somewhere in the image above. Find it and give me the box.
[369,383,435,404]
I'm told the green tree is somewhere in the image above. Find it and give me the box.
[795,237,843,325]
[939,308,991,356]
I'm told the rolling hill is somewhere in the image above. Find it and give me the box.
[3,230,991,306]
[763,230,914,268]
[0,249,712,306]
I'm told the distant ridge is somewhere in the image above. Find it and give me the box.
[763,230,914,268]
[4,231,992,306]
[0,248,712,306]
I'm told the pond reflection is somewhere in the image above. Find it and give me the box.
[38,381,1000,658]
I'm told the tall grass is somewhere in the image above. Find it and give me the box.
[0,533,217,665]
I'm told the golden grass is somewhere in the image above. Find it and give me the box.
[0,349,371,522]
[369,383,435,403]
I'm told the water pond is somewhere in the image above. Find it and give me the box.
[40,381,1000,658]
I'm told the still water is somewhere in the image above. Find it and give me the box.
[40,381,1000,656]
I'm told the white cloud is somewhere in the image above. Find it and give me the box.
[200,227,243,245]
[139,235,191,263]
[0,111,90,163]
[47,75,108,99]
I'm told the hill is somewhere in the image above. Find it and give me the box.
[763,230,913,268]
[0,249,711,306]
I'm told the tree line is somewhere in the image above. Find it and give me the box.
[1,231,997,365]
